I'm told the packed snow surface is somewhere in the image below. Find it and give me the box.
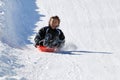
[0,0,120,80]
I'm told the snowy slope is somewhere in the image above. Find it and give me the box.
[0,0,120,80]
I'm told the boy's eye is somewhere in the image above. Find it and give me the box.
[54,21,57,23]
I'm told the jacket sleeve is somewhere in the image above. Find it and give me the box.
[34,27,46,46]
[59,30,65,43]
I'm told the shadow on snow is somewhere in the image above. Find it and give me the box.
[1,0,45,48]
[12,0,45,48]
[56,50,112,55]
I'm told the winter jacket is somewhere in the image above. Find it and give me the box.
[34,26,65,47]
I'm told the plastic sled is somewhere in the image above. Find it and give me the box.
[37,46,57,52]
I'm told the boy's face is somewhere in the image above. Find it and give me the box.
[50,19,59,29]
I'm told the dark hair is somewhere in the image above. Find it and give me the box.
[49,16,60,27]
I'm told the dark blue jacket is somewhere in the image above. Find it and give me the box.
[34,26,65,46]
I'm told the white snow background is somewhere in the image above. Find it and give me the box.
[0,0,120,80]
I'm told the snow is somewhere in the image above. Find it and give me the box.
[0,0,120,80]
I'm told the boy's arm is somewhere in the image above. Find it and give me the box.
[59,30,65,43]
[34,27,46,47]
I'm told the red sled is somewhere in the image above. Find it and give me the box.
[37,46,57,52]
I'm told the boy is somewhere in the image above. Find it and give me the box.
[34,16,65,48]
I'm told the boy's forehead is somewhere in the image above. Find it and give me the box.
[51,18,58,21]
